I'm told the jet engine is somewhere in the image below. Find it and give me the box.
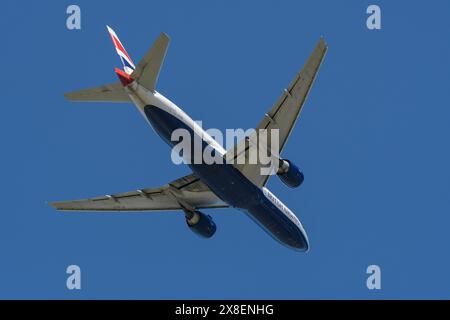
[277,159,304,188]
[184,210,217,238]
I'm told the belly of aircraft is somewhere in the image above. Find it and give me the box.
[143,104,308,250]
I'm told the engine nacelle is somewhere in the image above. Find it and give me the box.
[277,159,304,188]
[185,210,217,238]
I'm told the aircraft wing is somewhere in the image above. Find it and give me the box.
[227,38,328,187]
[49,173,228,212]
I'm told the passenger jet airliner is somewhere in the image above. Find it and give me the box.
[50,27,327,251]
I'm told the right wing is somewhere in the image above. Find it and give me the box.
[64,82,131,103]
[50,173,228,212]
[227,38,328,187]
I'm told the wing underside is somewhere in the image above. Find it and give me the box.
[227,38,328,187]
[50,173,228,212]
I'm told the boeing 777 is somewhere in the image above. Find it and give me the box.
[50,26,327,251]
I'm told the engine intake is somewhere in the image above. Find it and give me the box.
[184,210,217,238]
[277,159,304,188]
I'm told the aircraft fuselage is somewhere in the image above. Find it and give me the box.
[126,82,309,251]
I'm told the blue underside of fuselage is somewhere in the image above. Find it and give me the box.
[143,105,308,251]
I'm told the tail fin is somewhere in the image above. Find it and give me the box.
[64,27,170,103]
[107,25,136,75]
[107,26,170,91]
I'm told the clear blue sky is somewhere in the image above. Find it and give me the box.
[2,0,450,299]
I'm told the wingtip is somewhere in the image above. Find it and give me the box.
[63,92,74,101]
[160,32,171,41]
[47,201,58,210]
[48,201,66,212]
[318,36,328,49]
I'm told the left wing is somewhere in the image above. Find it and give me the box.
[50,173,228,212]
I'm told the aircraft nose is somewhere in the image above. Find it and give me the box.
[291,228,309,252]
[293,238,309,252]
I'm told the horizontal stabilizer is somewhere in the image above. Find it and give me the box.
[64,82,131,103]
[131,33,170,92]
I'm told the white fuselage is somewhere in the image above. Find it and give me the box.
[123,81,309,251]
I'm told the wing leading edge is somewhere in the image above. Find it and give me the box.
[50,174,228,212]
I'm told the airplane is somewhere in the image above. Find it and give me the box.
[50,26,327,251]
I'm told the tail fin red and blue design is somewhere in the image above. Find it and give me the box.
[106,25,170,91]
[107,25,136,75]
[63,26,171,102]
